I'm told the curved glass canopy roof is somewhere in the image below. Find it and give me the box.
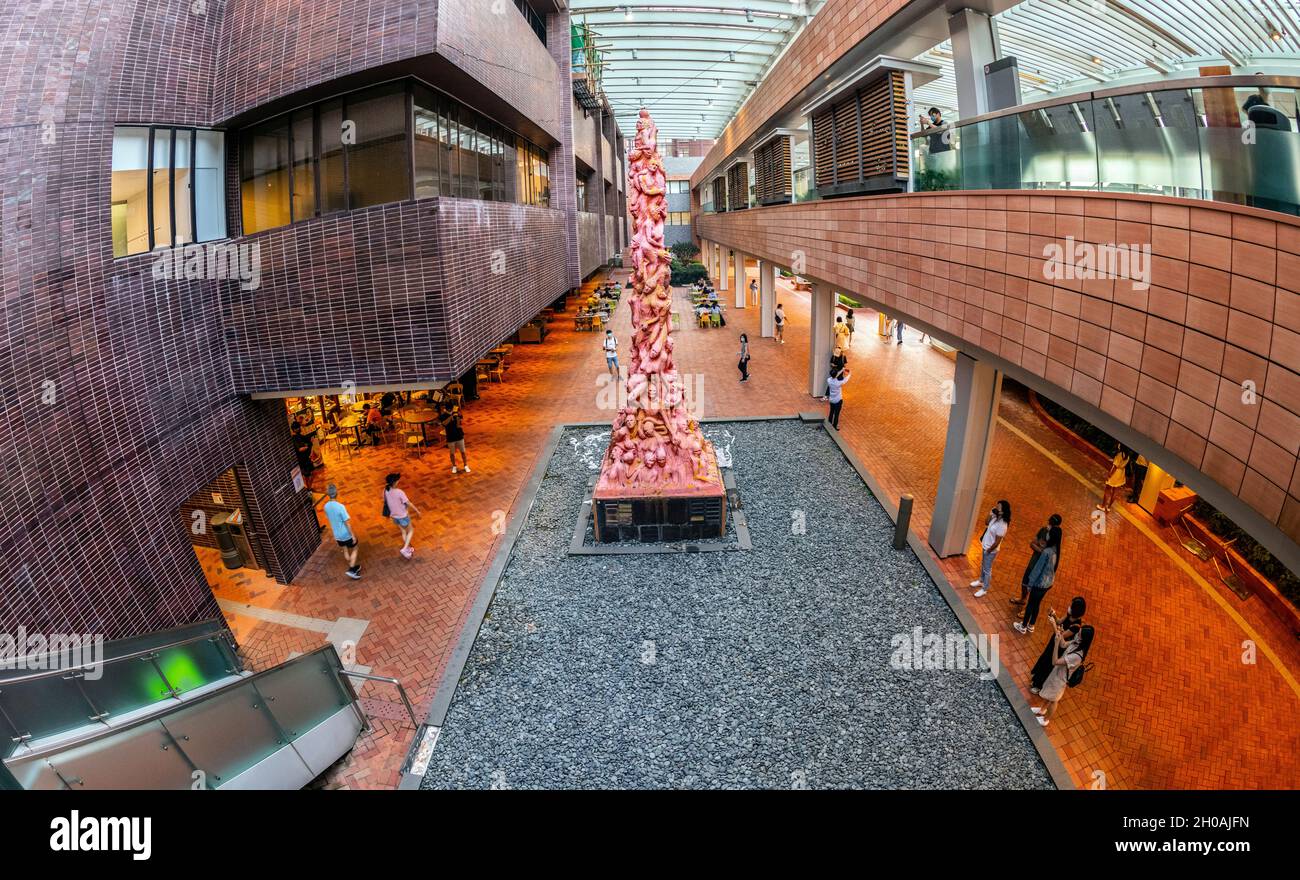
[568,1,828,139]
[913,0,1300,118]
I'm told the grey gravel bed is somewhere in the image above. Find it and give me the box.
[421,419,1052,790]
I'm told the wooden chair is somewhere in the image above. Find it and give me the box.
[405,433,423,459]
[488,362,505,383]
[337,435,360,459]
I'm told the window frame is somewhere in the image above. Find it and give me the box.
[112,123,222,258]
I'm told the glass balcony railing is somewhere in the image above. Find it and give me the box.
[912,77,1300,216]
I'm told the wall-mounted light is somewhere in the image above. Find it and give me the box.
[745,9,754,22]
[623,5,632,20]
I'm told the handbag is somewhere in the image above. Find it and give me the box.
[382,489,391,519]
[1067,660,1093,688]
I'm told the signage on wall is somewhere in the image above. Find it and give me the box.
[211,493,224,506]
[291,467,305,493]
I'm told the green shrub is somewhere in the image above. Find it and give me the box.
[669,242,700,263]
[837,293,862,309]
[669,260,708,286]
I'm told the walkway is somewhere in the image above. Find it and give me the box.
[203,261,1300,789]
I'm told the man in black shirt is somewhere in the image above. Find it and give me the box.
[920,107,951,154]
[440,405,470,474]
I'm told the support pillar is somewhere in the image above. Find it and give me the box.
[949,8,999,118]
[733,252,747,309]
[759,260,776,337]
[701,239,711,278]
[719,248,731,290]
[807,283,834,397]
[929,352,1003,557]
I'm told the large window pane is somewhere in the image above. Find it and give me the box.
[347,84,409,209]
[441,109,457,198]
[152,128,174,247]
[173,129,193,245]
[291,109,317,221]
[477,122,494,201]
[320,99,347,214]
[111,127,151,257]
[457,115,477,198]
[240,118,291,234]
[194,129,226,242]
[414,89,443,199]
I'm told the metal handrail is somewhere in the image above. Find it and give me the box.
[909,73,1300,138]
[0,629,239,687]
[338,670,419,728]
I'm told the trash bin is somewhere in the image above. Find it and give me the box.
[212,510,245,570]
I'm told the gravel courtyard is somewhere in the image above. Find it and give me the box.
[421,420,1053,790]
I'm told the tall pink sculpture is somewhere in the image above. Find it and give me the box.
[592,109,726,541]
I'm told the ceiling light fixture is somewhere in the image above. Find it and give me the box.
[623,5,632,20]
[745,9,754,22]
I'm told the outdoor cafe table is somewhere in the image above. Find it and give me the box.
[401,409,440,445]
[336,414,364,445]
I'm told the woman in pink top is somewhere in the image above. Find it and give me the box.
[384,472,422,559]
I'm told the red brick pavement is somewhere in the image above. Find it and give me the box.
[201,260,1300,790]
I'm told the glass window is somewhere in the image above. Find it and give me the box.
[413,89,442,199]
[194,129,227,242]
[320,99,347,214]
[173,129,193,245]
[291,109,317,221]
[152,128,174,248]
[240,118,291,234]
[111,127,151,257]
[346,84,409,209]
[477,122,495,201]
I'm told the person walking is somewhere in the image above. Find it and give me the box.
[1031,596,1085,693]
[737,333,751,381]
[602,329,619,376]
[1030,621,1094,726]
[970,500,1011,597]
[896,318,905,344]
[845,309,856,345]
[826,367,850,430]
[1014,521,1061,633]
[383,472,422,559]
[1013,513,1061,607]
[440,406,470,474]
[774,303,786,343]
[1098,444,1130,512]
[323,484,361,580]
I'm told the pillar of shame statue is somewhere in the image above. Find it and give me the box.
[592,109,725,539]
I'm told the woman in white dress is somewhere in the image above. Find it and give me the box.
[1030,620,1094,726]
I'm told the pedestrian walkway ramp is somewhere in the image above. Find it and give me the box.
[1,619,367,789]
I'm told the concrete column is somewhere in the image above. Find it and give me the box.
[733,252,747,309]
[948,9,999,118]
[759,260,776,337]
[719,248,731,290]
[929,352,1003,557]
[700,239,710,277]
[807,283,835,397]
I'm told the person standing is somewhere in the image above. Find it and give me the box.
[323,484,361,580]
[383,472,421,559]
[845,309,856,345]
[826,367,850,430]
[1030,621,1094,726]
[774,303,786,343]
[748,278,758,306]
[833,315,851,353]
[440,406,470,474]
[1031,596,1085,693]
[970,500,1011,598]
[896,318,905,344]
[1013,513,1061,606]
[1098,444,1130,512]
[830,346,847,377]
[1014,522,1061,633]
[738,333,750,382]
[602,329,619,376]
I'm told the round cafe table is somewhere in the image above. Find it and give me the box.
[401,409,441,445]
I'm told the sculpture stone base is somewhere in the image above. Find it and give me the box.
[591,447,726,543]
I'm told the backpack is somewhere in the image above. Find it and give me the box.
[382,488,391,519]
[1067,661,1093,688]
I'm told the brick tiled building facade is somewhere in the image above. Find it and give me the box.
[0,0,623,640]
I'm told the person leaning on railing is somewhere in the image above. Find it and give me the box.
[919,107,951,154]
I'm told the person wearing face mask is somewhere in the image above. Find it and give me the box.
[1013,514,1061,607]
[920,107,951,154]
[1031,596,1085,693]
[1031,621,1095,726]
[1014,521,1062,634]
[970,500,1011,598]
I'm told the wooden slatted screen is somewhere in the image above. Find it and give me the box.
[711,176,726,212]
[809,70,909,194]
[726,162,749,211]
[754,135,792,205]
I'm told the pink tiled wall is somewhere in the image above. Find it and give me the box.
[699,192,1300,549]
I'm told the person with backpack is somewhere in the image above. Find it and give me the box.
[383,472,422,559]
[1014,518,1062,634]
[1031,620,1095,726]
[1031,596,1085,692]
[602,329,619,376]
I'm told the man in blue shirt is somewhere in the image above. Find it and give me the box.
[323,484,361,580]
